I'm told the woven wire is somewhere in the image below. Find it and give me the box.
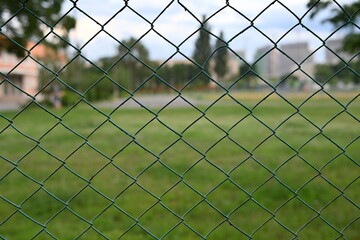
[0,0,359,239]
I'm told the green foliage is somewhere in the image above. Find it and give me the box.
[61,91,78,106]
[214,31,229,80]
[118,37,151,90]
[307,0,360,54]
[0,0,76,56]
[237,64,258,89]
[193,15,212,85]
[314,61,360,85]
[157,63,198,89]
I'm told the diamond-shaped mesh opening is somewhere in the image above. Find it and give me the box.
[205,99,250,130]
[0,211,42,240]
[161,181,202,216]
[254,2,299,42]
[207,180,249,215]
[158,101,203,133]
[252,95,296,129]
[135,31,176,66]
[206,138,249,173]
[93,205,135,239]
[253,135,296,171]
[207,7,250,41]
[300,93,345,127]
[230,158,272,193]
[0,169,39,205]
[115,184,157,219]
[84,75,123,103]
[0,125,37,162]
[252,178,294,213]
[76,228,108,240]
[298,176,340,211]
[87,120,133,157]
[299,133,342,169]
[61,102,108,137]
[139,203,180,238]
[119,224,151,240]
[153,5,199,46]
[182,117,225,153]
[206,222,248,240]
[253,218,295,239]
[321,195,358,231]
[105,7,150,41]
[69,186,111,221]
[91,163,133,199]
[46,208,89,239]
[39,123,84,160]
[184,160,227,195]
[59,55,102,93]
[110,106,155,135]
[18,146,62,182]
[297,217,341,240]
[44,167,87,202]
[230,115,273,151]
[21,188,64,224]
[137,161,180,197]
[345,137,359,162]
[135,118,179,154]
[184,201,225,237]
[323,111,360,147]
[162,222,202,239]
[11,103,59,139]
[229,199,272,236]
[31,230,59,240]
[113,141,157,177]
[66,144,109,180]
[276,197,316,232]
[276,113,319,149]
[276,156,318,190]
[321,154,359,189]
[0,197,17,223]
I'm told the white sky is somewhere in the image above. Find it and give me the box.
[61,0,355,63]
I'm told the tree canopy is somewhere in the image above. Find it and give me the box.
[214,31,229,81]
[0,0,76,56]
[193,15,212,74]
[307,0,360,54]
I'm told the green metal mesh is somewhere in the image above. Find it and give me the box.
[0,0,359,239]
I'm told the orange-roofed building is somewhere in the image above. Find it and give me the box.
[0,38,67,104]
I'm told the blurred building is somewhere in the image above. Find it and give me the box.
[0,40,67,104]
[325,38,352,64]
[254,42,315,88]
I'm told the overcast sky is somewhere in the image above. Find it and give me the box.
[62,0,354,63]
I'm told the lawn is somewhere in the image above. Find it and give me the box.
[0,92,359,239]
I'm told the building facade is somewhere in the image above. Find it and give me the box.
[255,42,314,81]
[0,42,66,104]
[325,38,352,64]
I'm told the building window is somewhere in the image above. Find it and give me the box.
[3,74,23,96]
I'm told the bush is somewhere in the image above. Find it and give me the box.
[61,91,79,106]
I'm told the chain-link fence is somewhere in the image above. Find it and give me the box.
[0,0,359,239]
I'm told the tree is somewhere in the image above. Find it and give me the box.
[307,0,360,53]
[118,37,151,90]
[238,63,257,89]
[193,15,212,85]
[214,31,228,81]
[0,0,76,57]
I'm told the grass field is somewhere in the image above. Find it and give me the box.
[0,92,359,239]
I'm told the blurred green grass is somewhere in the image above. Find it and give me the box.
[0,94,359,239]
